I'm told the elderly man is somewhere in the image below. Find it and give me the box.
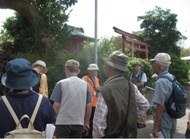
[50,59,92,138]
[150,53,176,138]
[93,51,138,138]
[130,61,148,128]
[82,63,99,137]
[130,61,147,94]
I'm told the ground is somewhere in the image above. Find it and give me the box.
[137,109,189,138]
[137,85,190,138]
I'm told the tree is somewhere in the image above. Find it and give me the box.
[137,6,183,58]
[0,0,77,58]
[181,47,190,57]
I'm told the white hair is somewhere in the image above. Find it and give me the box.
[155,61,170,71]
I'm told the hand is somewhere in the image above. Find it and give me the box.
[83,123,90,132]
[152,127,159,138]
[187,121,190,130]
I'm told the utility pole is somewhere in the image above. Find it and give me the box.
[94,0,98,64]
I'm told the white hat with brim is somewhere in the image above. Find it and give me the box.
[103,51,129,72]
[149,53,171,64]
[32,60,47,73]
[87,64,99,70]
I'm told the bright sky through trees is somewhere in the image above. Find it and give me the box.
[0,0,190,48]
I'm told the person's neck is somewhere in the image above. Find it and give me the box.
[14,90,29,94]
[135,70,140,73]
[66,73,77,78]
[157,70,167,76]
[108,73,121,78]
[89,75,95,79]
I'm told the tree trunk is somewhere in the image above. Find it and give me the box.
[0,0,42,33]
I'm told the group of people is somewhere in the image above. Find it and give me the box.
[0,50,181,138]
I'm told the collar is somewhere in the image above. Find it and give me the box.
[134,71,141,76]
[157,71,169,80]
[68,74,78,78]
[6,90,35,98]
[104,74,124,85]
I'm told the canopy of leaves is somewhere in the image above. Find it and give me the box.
[137,6,183,58]
[169,54,189,83]
[0,0,77,57]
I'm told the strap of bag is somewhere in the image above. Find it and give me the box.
[29,94,43,127]
[159,75,174,83]
[2,94,43,128]
[2,96,20,126]
[88,75,97,91]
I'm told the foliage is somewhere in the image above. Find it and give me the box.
[0,51,15,96]
[0,0,77,58]
[181,47,190,57]
[169,54,189,84]
[127,57,154,87]
[80,37,154,87]
[137,6,183,58]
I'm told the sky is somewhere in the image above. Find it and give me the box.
[0,0,190,48]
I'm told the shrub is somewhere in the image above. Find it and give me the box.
[169,54,189,84]
[126,57,155,87]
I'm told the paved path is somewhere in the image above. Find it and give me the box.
[137,109,190,138]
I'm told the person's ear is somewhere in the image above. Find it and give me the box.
[77,70,80,75]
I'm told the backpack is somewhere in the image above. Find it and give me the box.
[2,94,45,138]
[160,76,187,118]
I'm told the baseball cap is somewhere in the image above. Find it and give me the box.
[149,53,171,64]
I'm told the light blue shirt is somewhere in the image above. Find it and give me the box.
[151,71,173,109]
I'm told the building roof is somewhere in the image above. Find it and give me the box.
[67,25,93,40]
[181,56,190,61]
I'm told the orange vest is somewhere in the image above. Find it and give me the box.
[83,75,99,107]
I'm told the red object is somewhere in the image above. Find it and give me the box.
[113,27,151,58]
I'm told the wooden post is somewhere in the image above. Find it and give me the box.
[131,41,134,57]
[145,46,148,58]
[122,35,126,54]
[137,45,141,58]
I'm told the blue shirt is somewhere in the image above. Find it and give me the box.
[0,91,56,138]
[151,71,173,109]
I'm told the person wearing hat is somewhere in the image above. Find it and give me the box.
[149,53,176,138]
[93,51,138,138]
[32,60,48,98]
[130,61,148,128]
[50,59,92,138]
[82,63,99,137]
[0,58,56,138]
[130,61,147,95]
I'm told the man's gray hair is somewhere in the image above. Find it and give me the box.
[155,61,170,71]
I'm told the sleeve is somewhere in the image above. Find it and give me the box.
[141,73,147,83]
[50,82,62,103]
[86,84,92,104]
[130,73,133,81]
[39,74,48,98]
[93,93,108,138]
[134,84,150,118]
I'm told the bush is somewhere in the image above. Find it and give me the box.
[126,57,155,87]
[169,54,189,84]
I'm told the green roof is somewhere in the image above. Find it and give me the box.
[67,25,93,39]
